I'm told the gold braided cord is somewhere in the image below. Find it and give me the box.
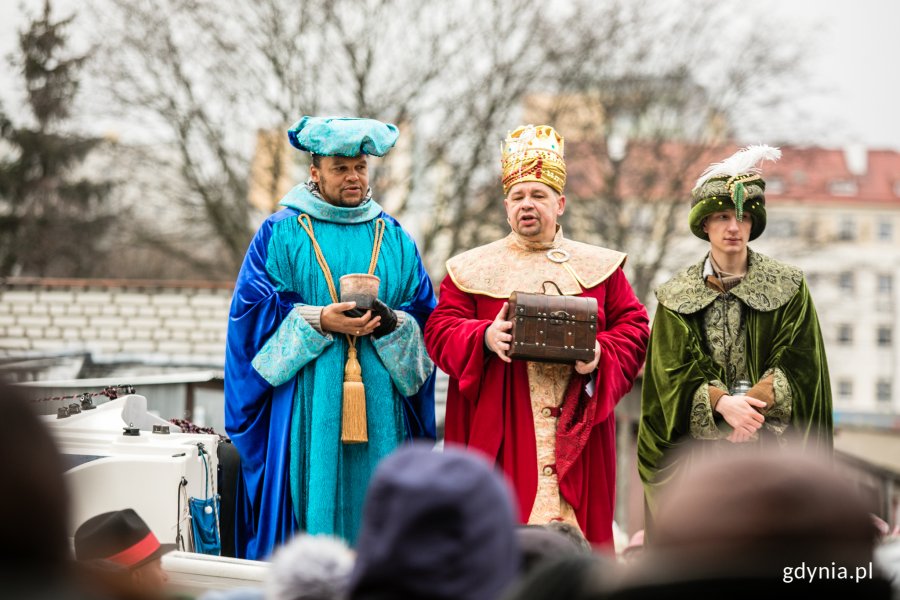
[368,219,386,275]
[298,214,341,304]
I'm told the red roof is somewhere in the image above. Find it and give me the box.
[563,141,900,206]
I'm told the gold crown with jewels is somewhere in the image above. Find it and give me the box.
[500,125,566,195]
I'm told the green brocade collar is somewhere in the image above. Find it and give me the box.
[656,249,803,314]
[278,185,384,223]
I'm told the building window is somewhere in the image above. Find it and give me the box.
[878,219,893,242]
[877,326,892,347]
[837,379,853,400]
[876,380,892,403]
[838,216,856,241]
[878,274,893,295]
[837,324,853,344]
[838,272,854,292]
[830,180,858,196]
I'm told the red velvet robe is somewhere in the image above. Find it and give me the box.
[425,266,649,547]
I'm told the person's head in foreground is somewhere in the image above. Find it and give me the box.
[348,443,520,600]
[0,382,73,599]
[267,533,355,600]
[74,508,174,599]
[617,447,892,598]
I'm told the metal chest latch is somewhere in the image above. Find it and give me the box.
[549,310,571,325]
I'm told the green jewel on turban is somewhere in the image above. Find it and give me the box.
[688,145,781,241]
[287,116,399,157]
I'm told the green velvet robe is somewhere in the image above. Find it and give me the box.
[638,250,833,526]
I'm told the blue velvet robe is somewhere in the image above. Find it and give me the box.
[225,185,436,560]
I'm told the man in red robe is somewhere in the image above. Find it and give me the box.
[424,124,649,548]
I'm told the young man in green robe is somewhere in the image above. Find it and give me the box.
[638,145,833,530]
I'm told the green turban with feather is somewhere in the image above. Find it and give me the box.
[688,145,781,241]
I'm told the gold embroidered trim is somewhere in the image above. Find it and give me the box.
[446,233,626,298]
[656,249,802,314]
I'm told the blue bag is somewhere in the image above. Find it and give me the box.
[189,443,221,556]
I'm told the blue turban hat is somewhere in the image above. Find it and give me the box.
[287,116,399,157]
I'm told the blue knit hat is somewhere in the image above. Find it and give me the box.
[348,444,521,600]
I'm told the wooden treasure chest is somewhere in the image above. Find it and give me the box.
[507,282,598,364]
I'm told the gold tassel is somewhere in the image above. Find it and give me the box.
[341,342,368,444]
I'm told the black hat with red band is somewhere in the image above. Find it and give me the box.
[74,509,175,569]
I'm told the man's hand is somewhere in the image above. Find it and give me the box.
[715,394,766,443]
[574,340,601,375]
[321,301,381,336]
[484,302,513,363]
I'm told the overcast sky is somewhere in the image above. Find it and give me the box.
[776,0,900,150]
[1,0,899,151]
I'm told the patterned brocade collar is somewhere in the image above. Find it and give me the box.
[655,249,803,314]
[278,184,384,223]
[445,227,626,298]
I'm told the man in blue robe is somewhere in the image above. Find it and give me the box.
[225,116,436,560]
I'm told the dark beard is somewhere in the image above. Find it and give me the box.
[307,180,370,208]
[326,193,364,207]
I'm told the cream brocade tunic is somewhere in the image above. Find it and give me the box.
[526,361,580,527]
[445,227,626,528]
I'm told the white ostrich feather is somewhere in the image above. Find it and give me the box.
[693,145,782,191]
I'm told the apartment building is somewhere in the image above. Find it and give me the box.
[752,146,900,424]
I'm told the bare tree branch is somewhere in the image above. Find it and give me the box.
[69,0,812,289]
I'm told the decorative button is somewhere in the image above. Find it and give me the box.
[541,407,551,417]
[542,464,557,476]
